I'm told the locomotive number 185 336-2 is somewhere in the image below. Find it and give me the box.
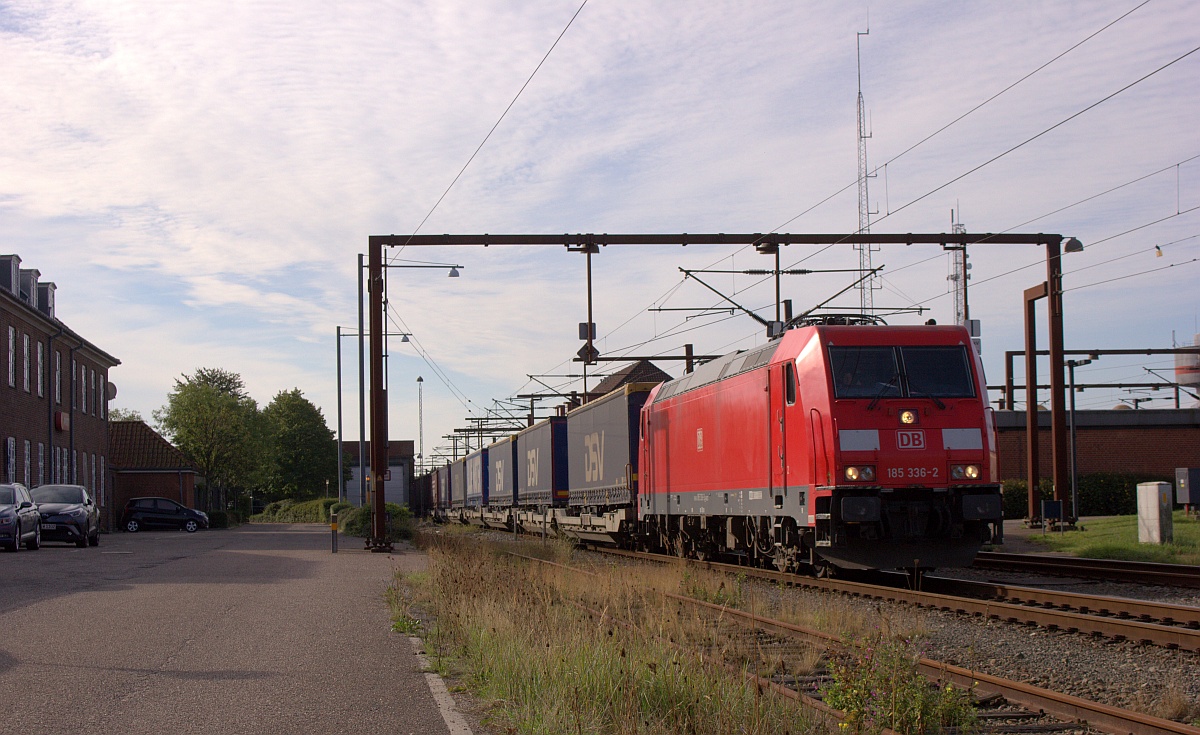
[886,466,940,479]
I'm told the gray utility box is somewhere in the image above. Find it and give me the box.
[1177,468,1198,505]
[1137,482,1173,545]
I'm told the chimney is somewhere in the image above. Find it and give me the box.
[0,254,20,294]
[19,268,41,310]
[37,282,56,319]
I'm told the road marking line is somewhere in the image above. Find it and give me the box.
[410,636,473,734]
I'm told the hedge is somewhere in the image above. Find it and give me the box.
[1001,472,1174,519]
[337,502,415,542]
[250,498,414,541]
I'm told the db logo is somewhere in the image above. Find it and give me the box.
[896,430,926,450]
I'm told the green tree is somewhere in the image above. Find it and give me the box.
[260,389,338,501]
[153,368,262,511]
[108,407,144,422]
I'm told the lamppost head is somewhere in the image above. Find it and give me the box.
[1063,237,1084,253]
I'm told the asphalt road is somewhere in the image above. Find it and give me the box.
[0,524,454,735]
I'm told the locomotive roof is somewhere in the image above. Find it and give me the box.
[652,323,973,404]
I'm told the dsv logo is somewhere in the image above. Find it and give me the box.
[583,432,605,482]
[493,462,504,494]
[526,448,539,487]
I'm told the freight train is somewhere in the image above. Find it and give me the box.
[430,322,1003,574]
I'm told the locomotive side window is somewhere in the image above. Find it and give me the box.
[830,347,901,399]
[784,362,797,405]
[901,346,975,398]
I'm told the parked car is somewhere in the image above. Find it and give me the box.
[0,483,42,551]
[121,497,209,533]
[30,484,100,548]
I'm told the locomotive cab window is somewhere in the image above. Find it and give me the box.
[829,345,974,400]
[830,346,901,399]
[901,346,975,398]
[784,362,796,405]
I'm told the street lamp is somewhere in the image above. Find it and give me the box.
[1066,356,1093,520]
[416,376,424,476]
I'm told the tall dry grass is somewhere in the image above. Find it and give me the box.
[398,532,829,735]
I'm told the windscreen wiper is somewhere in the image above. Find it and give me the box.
[909,389,946,410]
[866,375,900,411]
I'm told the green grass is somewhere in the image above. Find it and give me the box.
[1026,512,1200,564]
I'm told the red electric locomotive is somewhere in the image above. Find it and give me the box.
[638,323,1003,573]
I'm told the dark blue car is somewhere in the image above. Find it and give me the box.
[31,484,101,547]
[0,483,42,551]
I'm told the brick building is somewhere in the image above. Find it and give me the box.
[108,420,198,529]
[995,408,1200,481]
[1,253,120,523]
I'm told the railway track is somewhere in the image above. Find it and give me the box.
[511,550,1200,735]
[599,548,1200,652]
[974,552,1200,589]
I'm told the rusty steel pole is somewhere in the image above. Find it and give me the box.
[368,240,390,551]
[1045,237,1070,511]
[1023,283,1046,522]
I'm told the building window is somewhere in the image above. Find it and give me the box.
[5,437,14,483]
[101,371,107,418]
[22,334,29,392]
[38,443,44,486]
[24,441,30,487]
[37,342,44,398]
[55,351,61,404]
[72,449,77,483]
[91,453,96,492]
[6,326,13,388]
[90,369,96,416]
[100,456,105,506]
[80,363,86,413]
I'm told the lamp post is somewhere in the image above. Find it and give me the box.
[416,376,424,475]
[1066,357,1092,521]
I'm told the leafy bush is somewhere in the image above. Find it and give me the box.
[252,498,345,523]
[821,635,977,735]
[338,502,414,541]
[1002,473,1173,519]
[329,502,352,523]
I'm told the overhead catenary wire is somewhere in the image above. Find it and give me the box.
[432,7,1194,446]
[392,0,589,258]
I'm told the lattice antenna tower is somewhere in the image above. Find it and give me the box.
[856,27,879,314]
[947,208,969,324]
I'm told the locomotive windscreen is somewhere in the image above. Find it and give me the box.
[830,345,974,399]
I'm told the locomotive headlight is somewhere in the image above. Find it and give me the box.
[844,465,875,482]
[951,464,981,480]
[899,409,918,425]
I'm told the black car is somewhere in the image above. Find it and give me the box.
[31,484,101,548]
[0,483,42,551]
[121,497,209,533]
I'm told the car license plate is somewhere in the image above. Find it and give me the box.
[40,523,56,530]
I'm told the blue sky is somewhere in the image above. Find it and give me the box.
[2,1,1197,466]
